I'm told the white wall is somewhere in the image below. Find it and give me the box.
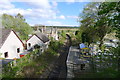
[27,35,44,50]
[0,31,24,59]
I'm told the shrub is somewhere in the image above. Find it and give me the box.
[49,40,63,52]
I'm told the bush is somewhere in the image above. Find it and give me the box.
[49,40,63,52]
[45,48,58,56]
[34,44,40,49]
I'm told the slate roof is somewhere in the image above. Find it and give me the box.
[0,28,24,49]
[0,28,12,48]
[35,33,49,43]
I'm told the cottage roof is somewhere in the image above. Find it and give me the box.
[35,33,49,43]
[0,28,12,47]
[0,28,24,48]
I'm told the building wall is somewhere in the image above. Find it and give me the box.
[0,31,24,59]
[27,35,44,50]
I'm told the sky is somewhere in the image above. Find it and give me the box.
[0,0,114,27]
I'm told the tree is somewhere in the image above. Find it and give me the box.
[95,16,112,49]
[2,14,15,29]
[81,26,98,46]
[2,13,33,40]
[94,2,119,49]
[78,2,100,46]
[98,2,120,38]
[79,2,113,49]
[98,1,120,74]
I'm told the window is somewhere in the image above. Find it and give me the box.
[28,43,31,47]
[4,52,8,58]
[40,49,42,52]
[17,48,20,53]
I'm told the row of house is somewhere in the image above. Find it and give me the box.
[32,25,59,40]
[0,28,49,59]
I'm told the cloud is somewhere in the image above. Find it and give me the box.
[67,16,78,19]
[26,1,51,9]
[0,0,58,19]
[0,0,15,10]
[57,15,66,19]
[9,0,116,2]
[66,0,75,2]
[0,0,61,26]
[0,0,81,26]
[51,1,58,7]
[44,21,79,26]
[44,21,63,26]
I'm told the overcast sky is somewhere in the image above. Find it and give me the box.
[0,0,115,26]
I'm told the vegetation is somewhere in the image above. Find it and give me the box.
[58,30,67,44]
[77,2,119,49]
[49,39,64,52]
[1,1,119,79]
[2,49,40,78]
[98,1,120,77]
[2,38,65,78]
[75,1,120,78]
[2,13,33,40]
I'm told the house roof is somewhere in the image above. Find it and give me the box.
[35,33,49,43]
[0,28,12,48]
[0,28,24,48]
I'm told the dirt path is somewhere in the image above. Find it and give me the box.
[47,41,70,79]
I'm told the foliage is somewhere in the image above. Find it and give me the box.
[49,39,63,52]
[0,53,2,58]
[21,50,58,78]
[82,26,99,46]
[2,13,33,40]
[98,1,120,74]
[73,30,82,45]
[34,44,41,49]
[78,2,119,47]
[58,30,66,44]
[60,30,66,39]
[97,2,120,46]
[77,3,101,46]
[2,49,39,78]
[77,2,120,78]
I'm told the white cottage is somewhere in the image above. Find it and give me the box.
[26,32,49,52]
[0,29,24,59]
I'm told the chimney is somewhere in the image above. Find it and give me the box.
[55,27,57,34]
[41,25,46,33]
[43,25,46,33]
[51,26,53,34]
